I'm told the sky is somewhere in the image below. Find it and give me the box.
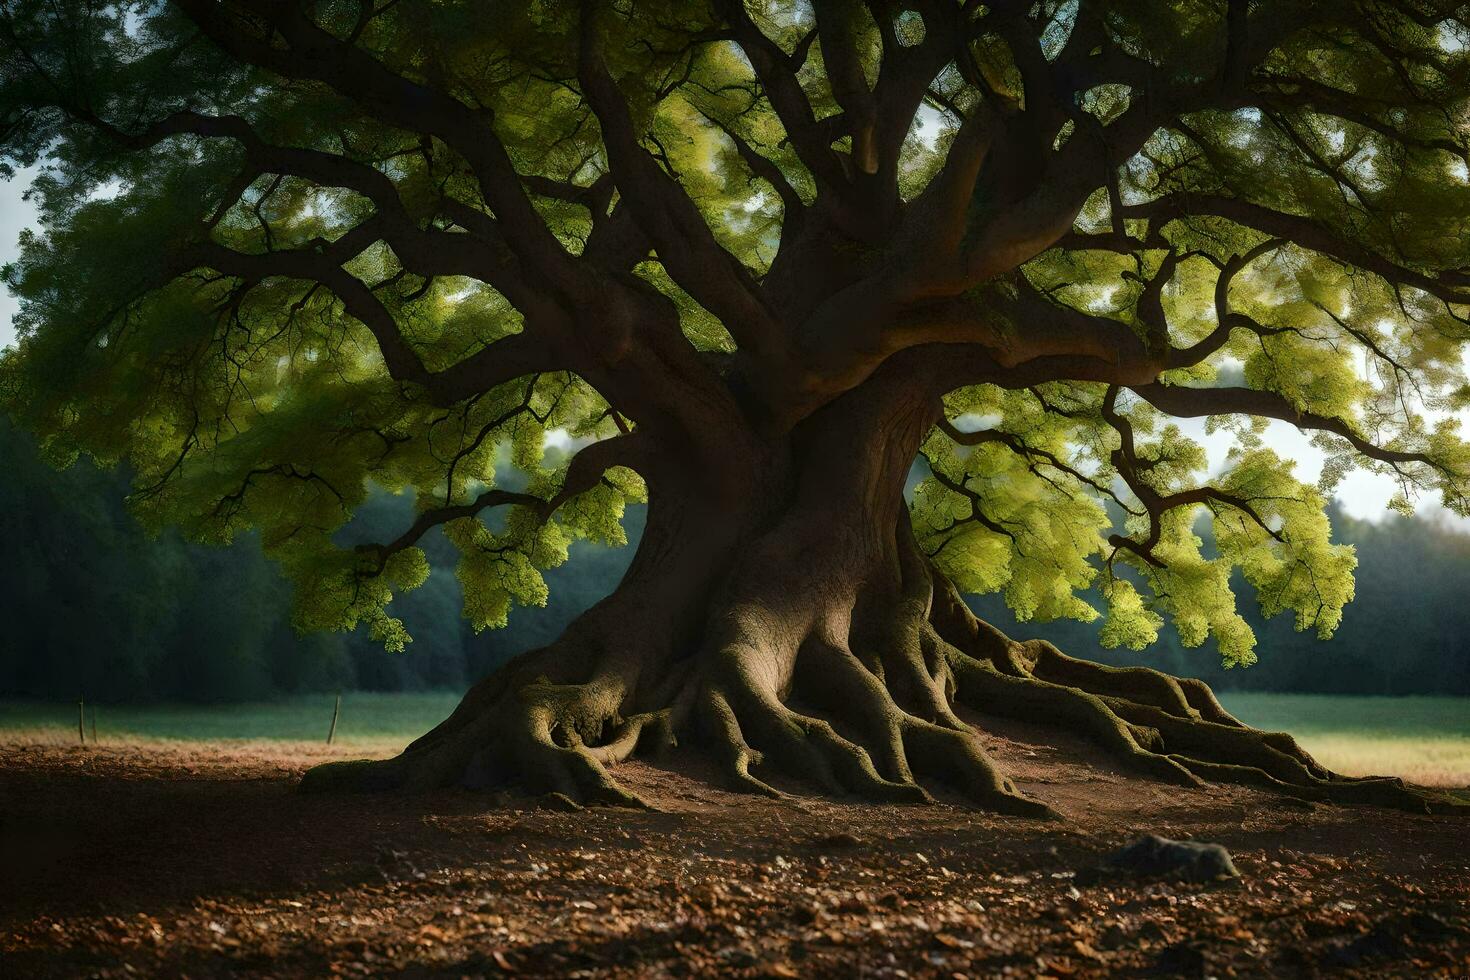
[0,169,1462,527]
[0,168,38,348]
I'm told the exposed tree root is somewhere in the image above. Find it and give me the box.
[301,635,671,809]
[695,636,1054,817]
[927,572,1456,815]
[301,526,1462,819]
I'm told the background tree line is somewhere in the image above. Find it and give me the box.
[0,419,638,701]
[2,416,1466,703]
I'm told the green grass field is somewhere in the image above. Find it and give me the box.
[0,691,461,746]
[3,691,1467,786]
[1217,693,1470,788]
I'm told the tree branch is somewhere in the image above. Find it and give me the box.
[356,431,651,570]
[174,0,595,303]
[1121,193,1470,305]
[186,236,559,405]
[1130,382,1444,468]
[577,19,791,367]
[712,0,849,191]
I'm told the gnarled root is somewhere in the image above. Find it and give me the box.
[301,640,673,809]
[928,571,1452,815]
[694,634,1057,817]
[300,522,1459,819]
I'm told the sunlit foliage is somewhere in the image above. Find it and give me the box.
[3,0,1469,669]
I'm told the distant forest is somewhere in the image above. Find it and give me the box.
[3,418,1468,702]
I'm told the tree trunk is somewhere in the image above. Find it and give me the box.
[301,369,1439,817]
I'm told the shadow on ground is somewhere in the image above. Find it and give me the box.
[3,718,1467,978]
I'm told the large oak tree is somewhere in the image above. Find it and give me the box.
[4,0,1470,813]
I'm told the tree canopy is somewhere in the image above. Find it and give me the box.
[4,0,1470,670]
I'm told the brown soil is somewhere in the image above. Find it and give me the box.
[2,715,1467,979]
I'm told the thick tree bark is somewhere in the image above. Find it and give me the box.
[301,368,1443,817]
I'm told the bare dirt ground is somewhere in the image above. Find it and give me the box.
[2,716,1468,979]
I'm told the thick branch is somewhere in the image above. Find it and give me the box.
[1122,193,1470,305]
[188,237,559,405]
[1131,382,1443,468]
[577,24,791,367]
[713,0,848,191]
[175,0,595,302]
[814,0,879,175]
